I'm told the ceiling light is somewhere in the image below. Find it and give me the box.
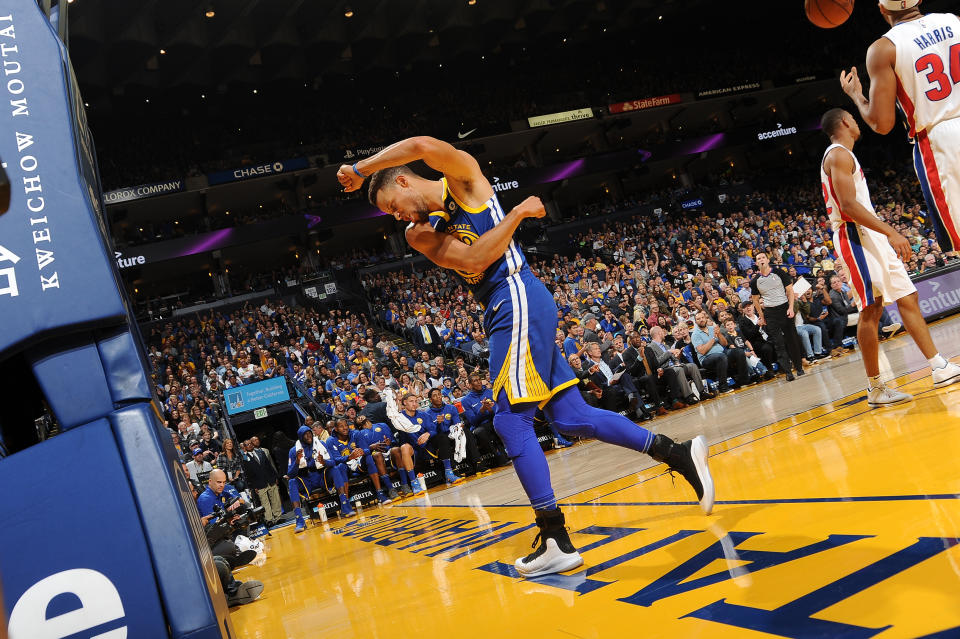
[344,7,354,17]
[160,49,166,55]
[658,15,663,20]
[205,8,215,18]
[253,89,258,94]
[84,102,89,107]
[201,94,205,98]
[468,0,477,5]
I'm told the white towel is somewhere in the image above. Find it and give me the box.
[294,438,330,470]
[448,423,467,463]
[385,390,423,434]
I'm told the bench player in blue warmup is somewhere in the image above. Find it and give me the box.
[386,388,465,489]
[288,424,354,532]
[338,137,715,577]
[326,417,395,505]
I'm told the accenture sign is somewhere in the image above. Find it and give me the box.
[757,123,798,141]
[115,251,146,269]
[491,176,520,193]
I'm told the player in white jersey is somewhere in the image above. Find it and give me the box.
[839,1,960,252]
[820,108,960,405]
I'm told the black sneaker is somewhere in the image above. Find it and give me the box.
[648,434,715,514]
[514,509,584,578]
[227,580,264,606]
[785,372,795,382]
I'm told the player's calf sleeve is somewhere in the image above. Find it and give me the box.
[294,507,303,519]
[288,478,300,504]
[545,387,654,453]
[494,400,556,511]
[442,459,453,472]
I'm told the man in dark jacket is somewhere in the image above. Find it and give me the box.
[737,301,777,369]
[828,275,858,348]
[242,437,282,526]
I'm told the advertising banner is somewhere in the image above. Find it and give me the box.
[756,123,799,141]
[681,198,704,210]
[206,157,309,186]
[528,108,594,128]
[609,94,683,113]
[224,377,291,416]
[774,72,830,87]
[696,82,762,100]
[103,179,184,204]
[885,266,960,322]
[342,145,388,161]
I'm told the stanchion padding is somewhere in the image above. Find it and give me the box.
[0,0,127,361]
[98,328,153,404]
[0,420,167,638]
[110,404,235,639]
[28,336,113,430]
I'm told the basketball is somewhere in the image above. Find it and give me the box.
[805,0,854,28]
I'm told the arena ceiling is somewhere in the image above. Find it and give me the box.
[67,0,685,91]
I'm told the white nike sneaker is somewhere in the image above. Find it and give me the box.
[515,509,584,578]
[932,362,960,389]
[867,383,913,407]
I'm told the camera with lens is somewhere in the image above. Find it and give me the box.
[204,505,234,545]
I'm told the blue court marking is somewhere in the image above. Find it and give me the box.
[414,493,960,509]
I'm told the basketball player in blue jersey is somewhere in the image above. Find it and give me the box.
[337,136,715,578]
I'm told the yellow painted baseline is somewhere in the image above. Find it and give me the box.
[231,363,960,639]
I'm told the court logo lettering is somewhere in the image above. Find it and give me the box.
[474,525,960,637]
[332,514,534,562]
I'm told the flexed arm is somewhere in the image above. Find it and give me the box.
[405,196,545,273]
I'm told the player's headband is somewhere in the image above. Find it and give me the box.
[878,0,920,10]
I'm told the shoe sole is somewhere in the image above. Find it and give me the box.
[690,435,715,515]
[933,370,960,388]
[515,551,584,578]
[228,582,264,606]
[867,396,913,407]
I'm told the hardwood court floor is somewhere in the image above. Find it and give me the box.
[230,318,960,639]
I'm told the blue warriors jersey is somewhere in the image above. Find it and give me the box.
[428,178,576,406]
[356,424,394,452]
[427,178,527,306]
[324,434,360,465]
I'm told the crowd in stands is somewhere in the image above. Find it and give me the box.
[149,293,516,516]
